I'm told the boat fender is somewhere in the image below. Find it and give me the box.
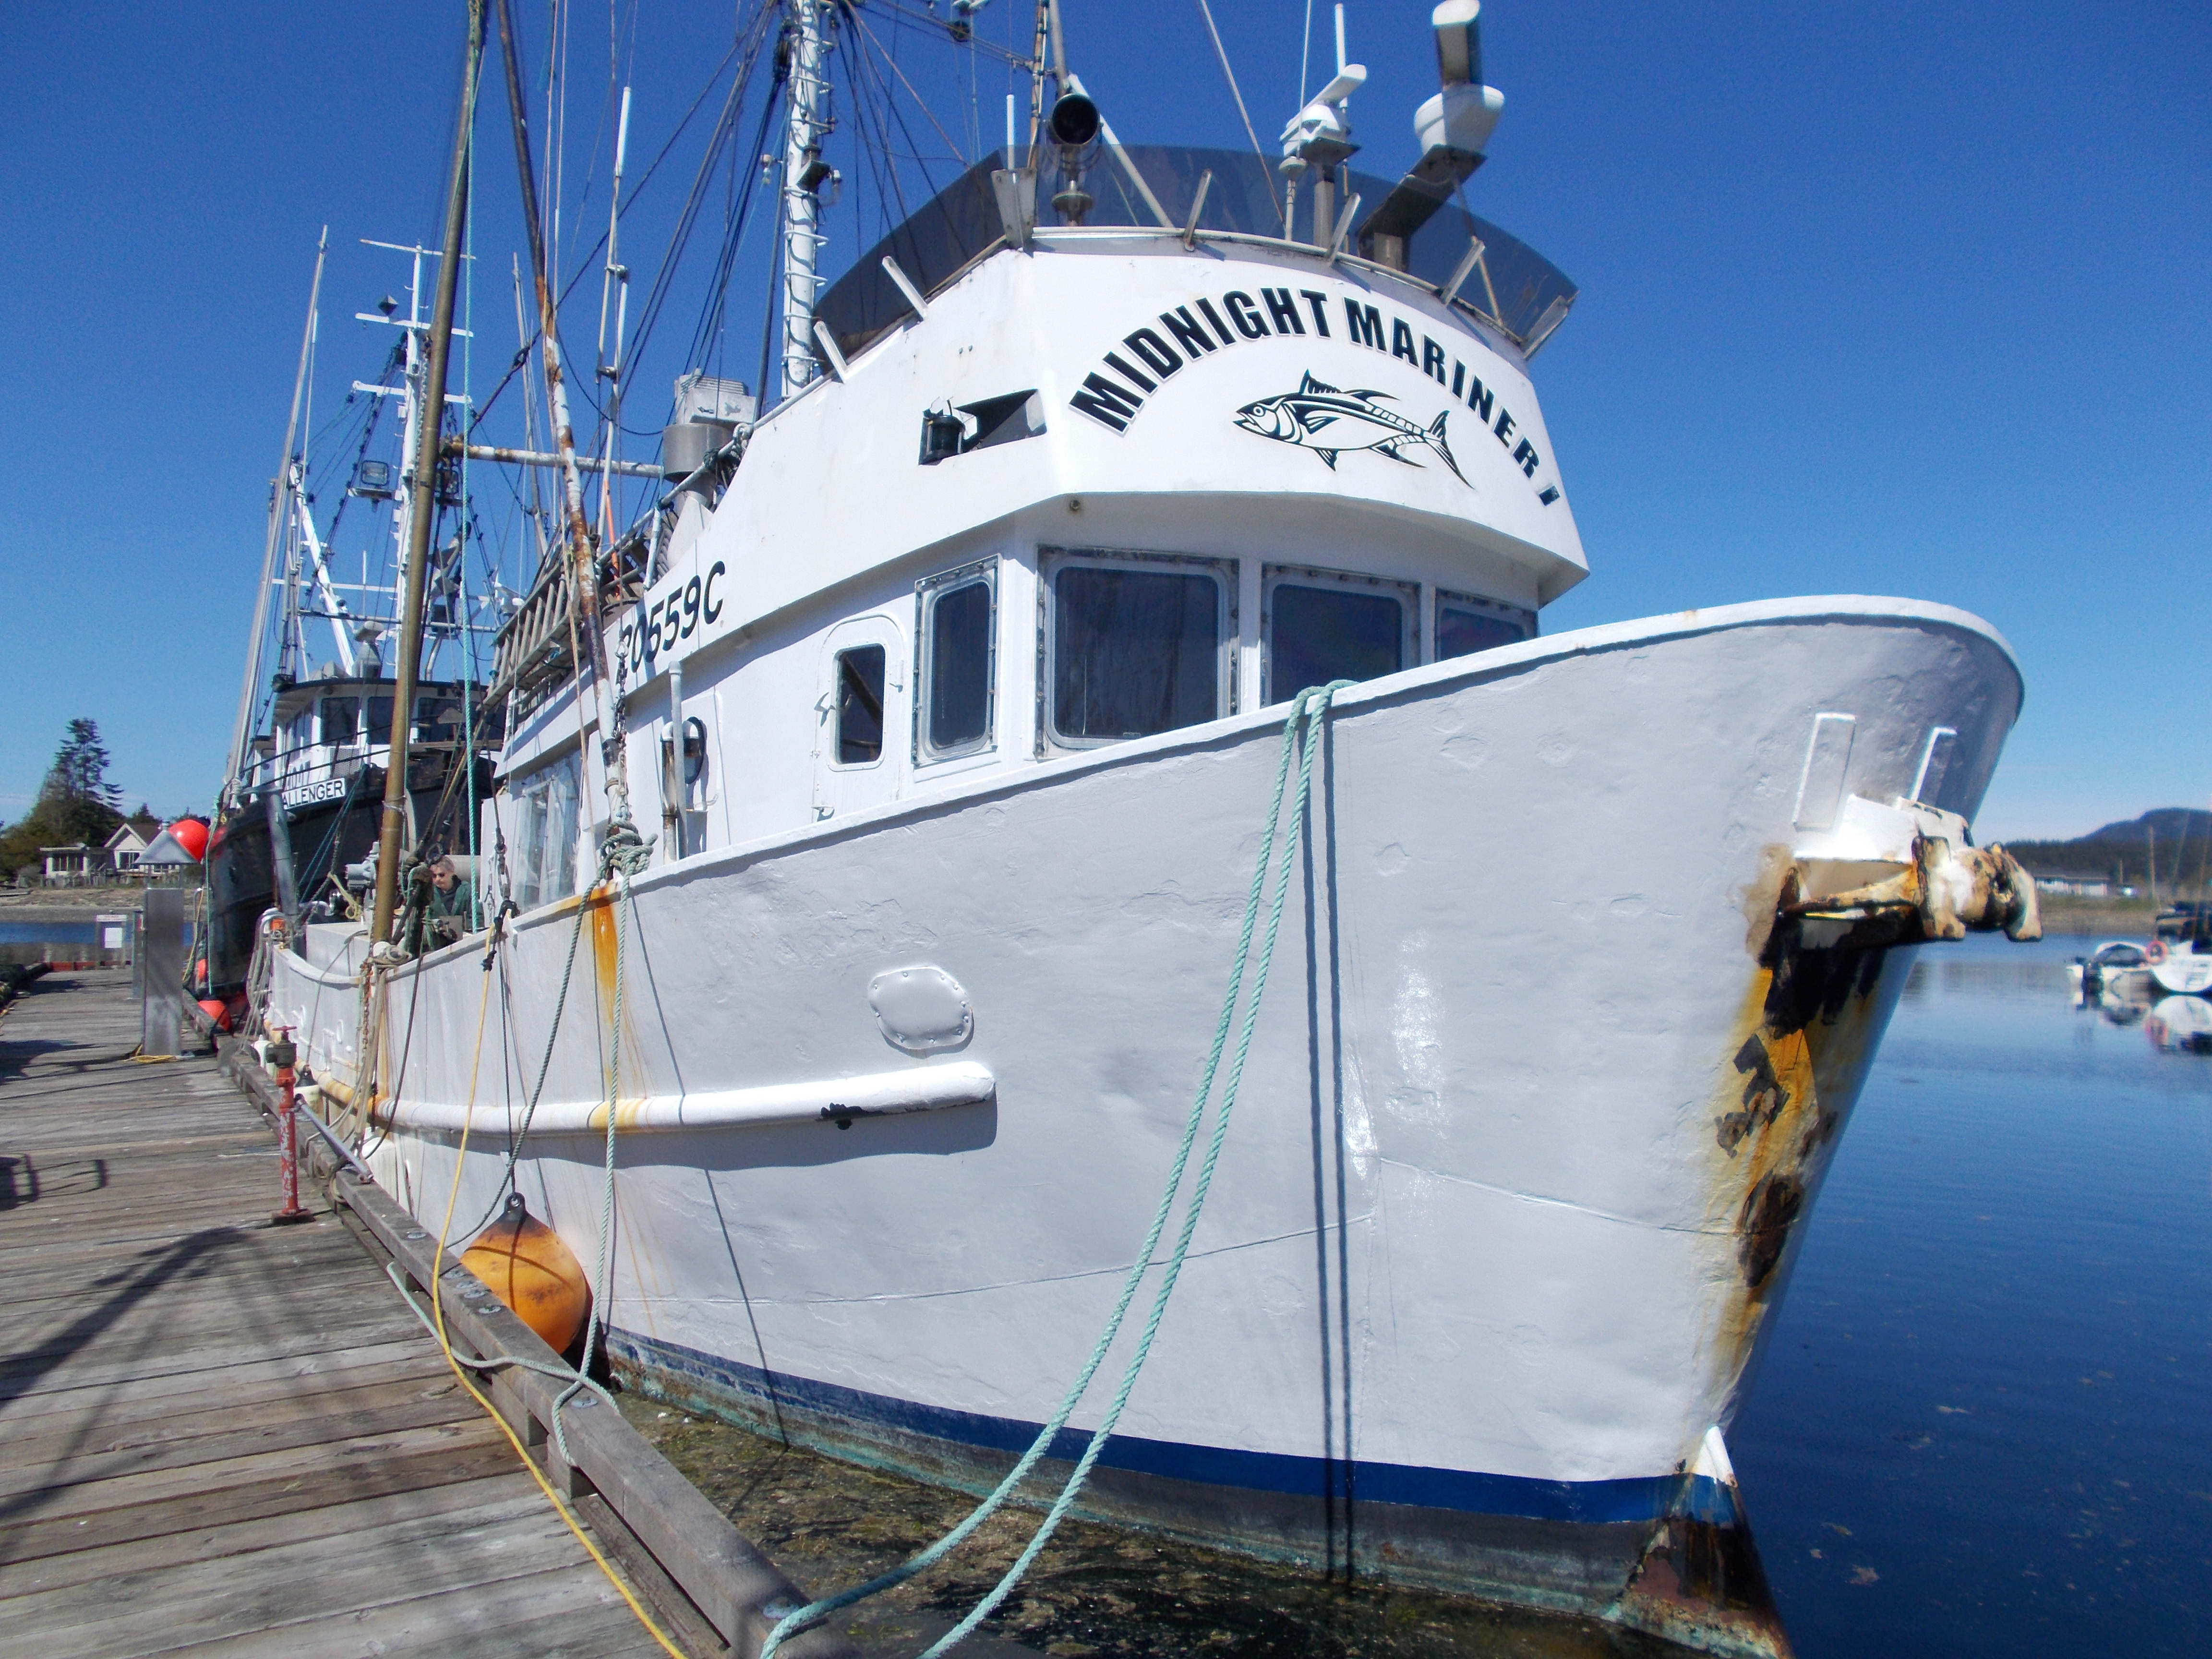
[461,1192,592,1355]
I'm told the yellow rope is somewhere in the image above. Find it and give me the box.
[418,934,687,1659]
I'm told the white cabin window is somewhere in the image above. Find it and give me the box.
[1262,567,1416,704]
[511,752,580,912]
[915,559,997,762]
[1435,589,1535,661]
[834,645,887,766]
[1043,553,1231,748]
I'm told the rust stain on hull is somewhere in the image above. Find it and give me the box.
[1703,919,1895,1395]
[1618,1516,1794,1659]
[1619,849,1920,1659]
[587,885,620,1032]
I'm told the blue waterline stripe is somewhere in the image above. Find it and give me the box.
[610,1328,1732,1527]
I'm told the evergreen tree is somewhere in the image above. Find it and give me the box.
[0,718,127,876]
[41,720,121,814]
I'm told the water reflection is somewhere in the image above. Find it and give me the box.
[2054,951,2212,1053]
[2146,992,2212,1054]
[1900,954,2069,999]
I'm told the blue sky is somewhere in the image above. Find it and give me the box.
[0,1,2203,840]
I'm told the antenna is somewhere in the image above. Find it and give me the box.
[1354,3,1506,274]
[1417,2,1503,157]
[1278,2,1366,243]
[596,84,633,549]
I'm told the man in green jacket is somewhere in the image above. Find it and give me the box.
[424,851,477,944]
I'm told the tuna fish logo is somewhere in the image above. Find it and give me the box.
[1233,371,1468,485]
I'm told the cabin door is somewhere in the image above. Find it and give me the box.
[812,614,907,821]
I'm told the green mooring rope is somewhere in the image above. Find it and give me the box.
[759,681,1353,1659]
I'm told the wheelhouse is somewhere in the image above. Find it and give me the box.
[489,145,1579,913]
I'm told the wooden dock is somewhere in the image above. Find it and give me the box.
[0,968,828,1658]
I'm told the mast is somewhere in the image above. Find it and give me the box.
[496,0,633,836]
[779,0,832,401]
[371,0,484,944]
[227,229,327,803]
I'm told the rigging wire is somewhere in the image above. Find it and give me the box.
[845,11,970,247]
[1299,0,1314,104]
[850,7,969,167]
[869,0,1035,70]
[1193,0,1285,230]
[963,0,979,161]
[838,33,909,243]
[621,3,779,392]
[465,28,755,435]
[845,38,923,241]
[685,84,785,371]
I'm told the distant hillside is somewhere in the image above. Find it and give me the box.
[2003,808,2211,889]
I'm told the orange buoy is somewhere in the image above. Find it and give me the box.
[197,998,231,1032]
[460,1193,591,1354]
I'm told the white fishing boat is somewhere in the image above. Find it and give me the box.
[260,5,2044,1654]
[2074,938,2212,998]
[2148,945,2212,997]
[2068,939,2154,993]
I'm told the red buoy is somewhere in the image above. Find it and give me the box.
[167,817,210,862]
[197,998,231,1032]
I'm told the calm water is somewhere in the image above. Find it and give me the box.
[1731,933,2212,1656]
[0,922,99,945]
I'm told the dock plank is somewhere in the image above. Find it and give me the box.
[0,1473,526,1598]
[0,970,686,1656]
[3,1491,622,1658]
[0,1363,466,1478]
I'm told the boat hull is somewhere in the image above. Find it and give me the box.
[275,598,2021,1653]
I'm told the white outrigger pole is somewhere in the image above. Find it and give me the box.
[227,229,328,805]
[779,0,833,400]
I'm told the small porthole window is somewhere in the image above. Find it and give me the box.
[1434,589,1535,662]
[915,560,998,762]
[835,645,886,766]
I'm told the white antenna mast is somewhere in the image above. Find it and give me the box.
[1278,3,1365,245]
[780,0,834,401]
[596,84,633,544]
[228,228,327,797]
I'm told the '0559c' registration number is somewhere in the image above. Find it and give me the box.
[620,560,725,672]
